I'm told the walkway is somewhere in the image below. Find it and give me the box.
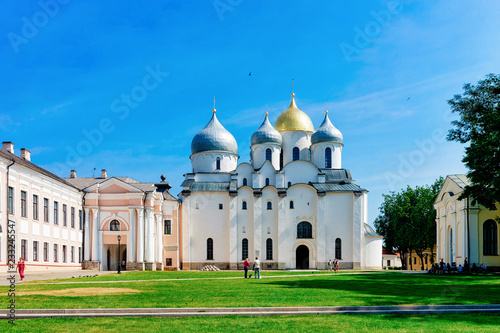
[2,305,499,319]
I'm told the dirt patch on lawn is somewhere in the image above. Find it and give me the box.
[18,288,141,297]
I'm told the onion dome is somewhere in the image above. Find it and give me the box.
[311,111,343,144]
[251,113,282,145]
[191,110,238,154]
[274,93,314,132]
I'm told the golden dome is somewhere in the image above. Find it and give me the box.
[274,94,314,132]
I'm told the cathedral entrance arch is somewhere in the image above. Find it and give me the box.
[296,245,309,269]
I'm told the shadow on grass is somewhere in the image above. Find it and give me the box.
[263,274,500,306]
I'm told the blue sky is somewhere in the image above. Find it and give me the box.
[1,1,499,224]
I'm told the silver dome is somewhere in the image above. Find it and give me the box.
[251,114,282,145]
[191,112,238,155]
[311,112,343,144]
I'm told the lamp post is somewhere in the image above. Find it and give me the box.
[117,235,121,274]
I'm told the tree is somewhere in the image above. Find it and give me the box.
[447,73,500,210]
[374,177,443,270]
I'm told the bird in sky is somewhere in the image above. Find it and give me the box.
[249,72,252,76]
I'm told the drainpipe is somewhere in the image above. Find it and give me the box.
[466,197,470,261]
[6,160,15,261]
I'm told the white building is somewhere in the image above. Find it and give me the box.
[180,94,382,270]
[0,142,84,272]
[434,175,499,269]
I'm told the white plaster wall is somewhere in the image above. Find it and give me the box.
[311,143,342,169]
[281,131,312,165]
[323,192,354,263]
[235,163,253,188]
[282,161,319,186]
[363,237,382,269]
[191,152,238,173]
[251,144,281,170]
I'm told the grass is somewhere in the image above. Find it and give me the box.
[2,271,499,309]
[2,314,500,332]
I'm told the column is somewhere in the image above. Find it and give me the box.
[146,209,155,263]
[137,209,144,263]
[84,208,91,261]
[127,209,135,263]
[156,214,163,264]
[92,209,99,262]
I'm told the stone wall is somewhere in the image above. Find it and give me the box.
[82,260,100,270]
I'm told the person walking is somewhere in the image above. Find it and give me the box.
[17,258,26,282]
[253,257,261,279]
[243,258,250,278]
[328,259,332,271]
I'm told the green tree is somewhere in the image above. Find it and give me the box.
[447,73,500,210]
[374,177,443,270]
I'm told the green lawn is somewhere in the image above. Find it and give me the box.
[2,314,500,332]
[2,271,499,309]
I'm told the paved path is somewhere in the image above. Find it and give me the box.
[0,270,114,286]
[1,304,499,319]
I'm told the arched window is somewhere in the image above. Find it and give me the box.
[207,238,213,260]
[110,220,120,231]
[289,200,294,209]
[242,201,247,210]
[280,149,284,169]
[335,238,342,259]
[267,227,271,234]
[297,221,312,238]
[293,147,300,161]
[266,238,273,260]
[265,178,270,186]
[484,220,498,255]
[216,157,221,170]
[267,201,272,210]
[266,148,272,161]
[243,178,248,186]
[242,238,248,260]
[325,147,332,168]
[288,181,291,188]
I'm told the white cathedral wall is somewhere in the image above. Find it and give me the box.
[282,161,320,186]
[251,145,280,170]
[281,131,312,165]
[235,163,253,187]
[362,237,383,269]
[311,143,342,169]
[191,152,238,173]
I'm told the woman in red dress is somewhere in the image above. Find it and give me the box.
[17,258,25,282]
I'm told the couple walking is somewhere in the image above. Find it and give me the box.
[243,257,261,279]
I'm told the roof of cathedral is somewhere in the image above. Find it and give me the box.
[191,110,238,155]
[311,111,343,144]
[274,94,315,132]
[363,223,381,237]
[251,113,282,145]
[311,183,365,192]
[447,174,469,189]
[320,169,353,183]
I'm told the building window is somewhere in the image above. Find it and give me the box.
[71,246,75,262]
[266,238,273,260]
[265,178,270,186]
[21,239,27,260]
[207,238,214,260]
[62,204,67,226]
[242,238,248,260]
[293,147,300,161]
[289,200,294,209]
[110,220,120,231]
[79,210,84,230]
[8,187,14,214]
[44,242,49,261]
[297,221,312,239]
[280,149,284,169]
[267,201,272,210]
[325,147,332,168]
[267,227,271,234]
[79,247,83,263]
[219,203,223,210]
[54,244,58,262]
[242,178,248,186]
[196,203,200,209]
[33,241,38,261]
[54,201,59,225]
[21,191,27,217]
[216,157,221,170]
[242,226,246,233]
[335,238,342,259]
[483,219,498,255]
[63,245,67,263]
[288,181,291,188]
[33,195,39,220]
[71,207,75,228]
[242,201,247,210]
[165,258,172,266]
[164,220,172,235]
[266,148,272,161]
[44,198,49,222]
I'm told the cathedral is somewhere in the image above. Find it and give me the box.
[180,94,382,270]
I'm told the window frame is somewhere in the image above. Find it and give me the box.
[21,190,27,217]
[33,194,39,220]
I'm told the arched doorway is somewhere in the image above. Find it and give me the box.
[296,245,309,269]
[107,249,111,271]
